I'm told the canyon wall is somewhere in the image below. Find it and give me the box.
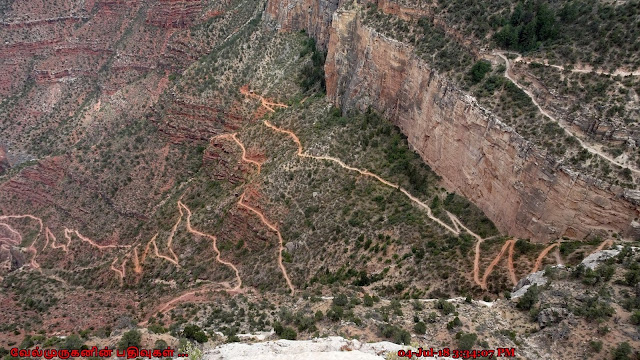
[325,9,640,241]
[263,0,345,48]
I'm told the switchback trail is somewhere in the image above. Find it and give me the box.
[240,85,289,113]
[237,193,295,295]
[494,52,640,176]
[140,282,235,325]
[214,132,294,295]
[243,87,568,290]
[179,200,242,292]
[141,201,245,321]
[531,243,560,273]
[478,239,517,288]
[0,208,183,285]
[211,133,262,174]
[0,214,130,272]
[133,233,181,274]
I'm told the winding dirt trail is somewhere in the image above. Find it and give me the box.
[142,201,245,320]
[140,282,236,325]
[512,55,640,77]
[211,133,262,174]
[240,85,289,113]
[237,193,295,295]
[262,120,460,235]
[0,211,181,284]
[494,52,640,176]
[531,242,560,273]
[133,233,181,274]
[553,246,563,266]
[164,206,182,265]
[214,132,294,295]
[594,239,614,253]
[264,114,530,289]
[243,87,543,290]
[479,239,516,288]
[179,200,242,292]
[244,87,580,291]
[110,257,127,286]
[0,214,132,270]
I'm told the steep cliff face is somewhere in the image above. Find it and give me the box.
[263,0,345,48]
[325,9,639,241]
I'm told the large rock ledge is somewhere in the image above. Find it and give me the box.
[324,8,639,241]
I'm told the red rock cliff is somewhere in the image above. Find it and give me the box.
[264,0,346,48]
[325,9,640,241]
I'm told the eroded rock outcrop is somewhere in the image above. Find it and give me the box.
[0,146,8,175]
[324,9,639,241]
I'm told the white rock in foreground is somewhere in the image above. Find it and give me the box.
[581,247,621,270]
[204,336,453,360]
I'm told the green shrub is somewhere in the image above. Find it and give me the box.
[183,324,208,343]
[117,330,141,350]
[147,324,167,334]
[572,296,614,321]
[333,294,348,307]
[447,316,462,330]
[379,324,411,345]
[588,340,602,353]
[516,285,539,310]
[469,60,492,83]
[613,342,632,360]
[363,294,374,307]
[457,332,477,350]
[153,340,168,350]
[61,334,85,350]
[273,322,297,340]
[436,299,456,315]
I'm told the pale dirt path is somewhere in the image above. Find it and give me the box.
[514,56,640,77]
[237,193,295,295]
[264,115,530,290]
[244,89,534,290]
[214,132,295,295]
[133,235,155,274]
[140,282,236,325]
[480,239,516,288]
[494,51,640,176]
[179,201,242,292]
[133,233,181,274]
[594,238,614,253]
[554,246,563,266]
[211,133,263,174]
[507,241,516,285]
[0,214,44,269]
[262,120,460,235]
[0,212,180,284]
[164,202,183,264]
[531,242,560,273]
[241,88,588,291]
[447,212,461,233]
[240,85,289,113]
[110,257,127,286]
